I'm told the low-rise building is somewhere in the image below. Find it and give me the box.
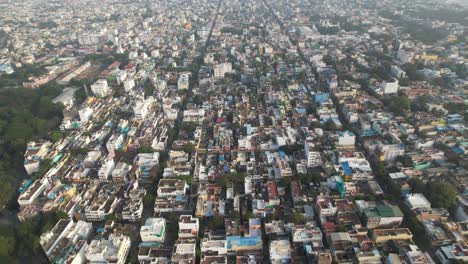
[140,218,166,243]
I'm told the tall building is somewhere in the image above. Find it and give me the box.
[90,79,109,97]
[381,80,399,94]
[213,62,232,79]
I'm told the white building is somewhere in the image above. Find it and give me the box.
[201,239,227,256]
[270,240,292,264]
[98,159,115,182]
[183,109,205,124]
[140,218,166,242]
[151,50,160,58]
[78,107,93,122]
[23,141,52,175]
[178,215,199,239]
[18,178,49,206]
[304,142,323,168]
[90,79,109,97]
[83,150,102,168]
[86,235,131,264]
[112,162,131,182]
[213,62,232,79]
[40,219,92,263]
[134,97,155,120]
[338,131,356,148]
[121,200,143,222]
[406,193,431,211]
[106,134,124,153]
[381,80,399,94]
[378,144,405,162]
[157,179,188,197]
[123,78,135,92]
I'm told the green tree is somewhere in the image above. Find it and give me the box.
[143,192,155,209]
[424,181,458,209]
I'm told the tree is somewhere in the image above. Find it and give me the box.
[396,155,413,167]
[0,175,16,209]
[105,213,118,222]
[143,192,155,209]
[424,181,458,209]
[387,95,410,115]
[206,216,225,230]
[144,80,155,98]
[0,228,15,257]
[324,119,337,131]
[183,143,195,155]
[137,145,155,153]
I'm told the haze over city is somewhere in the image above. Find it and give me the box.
[0,0,467,263]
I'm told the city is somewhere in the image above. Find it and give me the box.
[0,0,467,263]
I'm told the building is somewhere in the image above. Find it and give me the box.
[178,73,189,90]
[157,179,188,197]
[23,141,52,175]
[213,62,232,79]
[337,131,356,148]
[178,215,199,239]
[226,236,263,252]
[79,107,93,122]
[90,79,109,97]
[121,200,143,222]
[183,109,205,124]
[98,159,115,182]
[83,150,102,168]
[305,142,323,168]
[406,193,431,211]
[436,244,468,264]
[381,80,399,94]
[123,78,135,92]
[134,152,160,179]
[18,178,49,206]
[140,218,166,243]
[356,200,404,228]
[111,162,131,182]
[106,134,125,153]
[172,243,196,263]
[40,220,92,263]
[86,235,131,264]
[134,97,155,120]
[372,228,413,244]
[270,240,292,264]
[378,144,405,162]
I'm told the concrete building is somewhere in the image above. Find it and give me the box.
[381,80,399,94]
[305,142,323,168]
[270,240,292,264]
[178,215,199,239]
[86,235,131,264]
[90,79,109,97]
[213,62,232,79]
[356,200,404,228]
[372,228,413,244]
[140,218,166,242]
[18,178,49,206]
[178,73,189,90]
[123,78,135,92]
[406,193,431,211]
[337,131,356,148]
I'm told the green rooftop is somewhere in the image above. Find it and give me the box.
[364,205,403,218]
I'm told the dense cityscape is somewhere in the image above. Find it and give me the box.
[0,0,467,263]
